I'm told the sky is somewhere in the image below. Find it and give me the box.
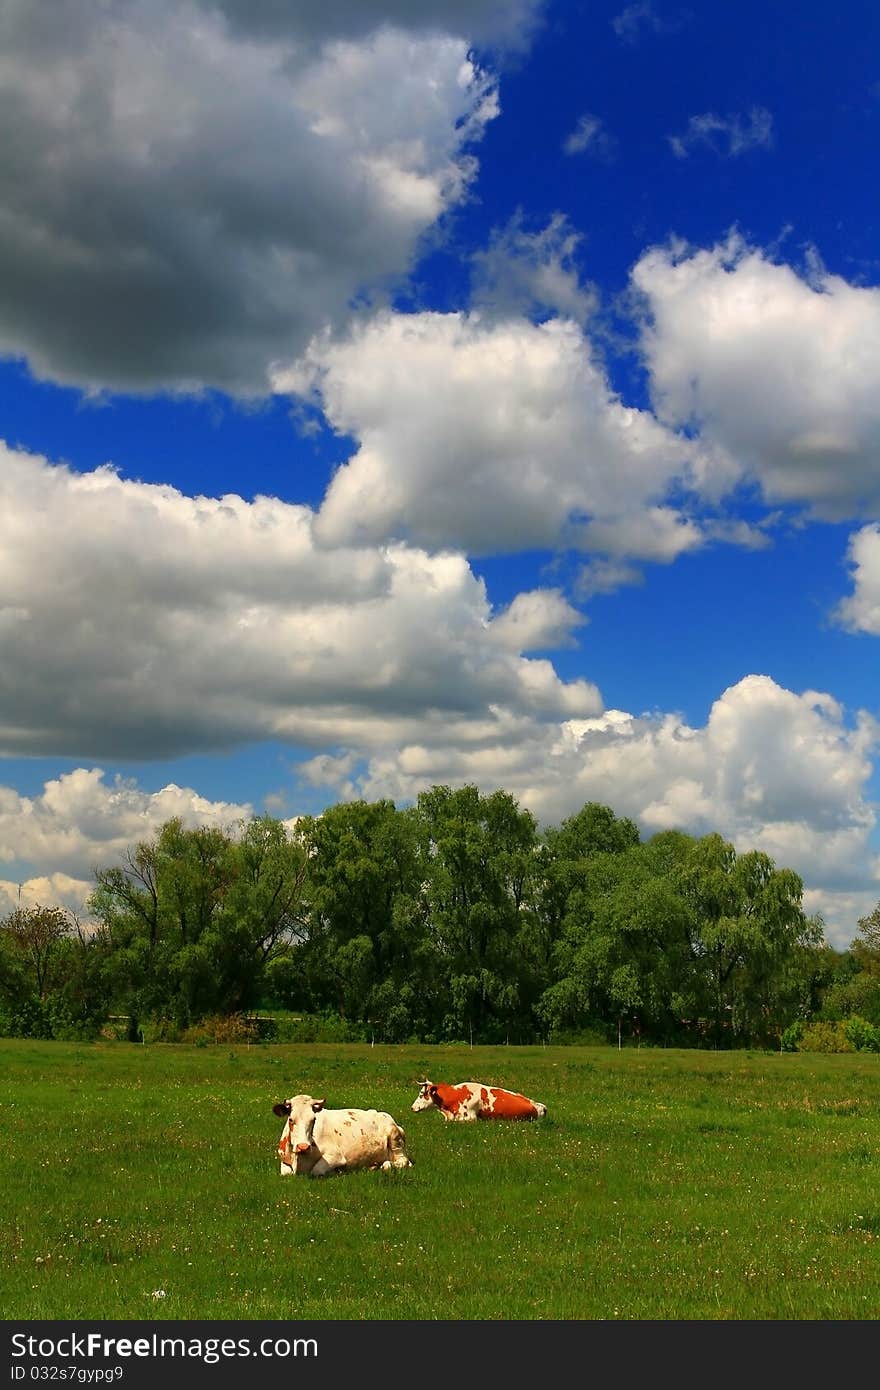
[0,0,878,949]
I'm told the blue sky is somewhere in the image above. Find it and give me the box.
[0,0,878,947]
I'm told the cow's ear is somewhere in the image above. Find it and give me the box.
[429,1086,439,1099]
[273,1101,291,1118]
[312,1098,326,1112]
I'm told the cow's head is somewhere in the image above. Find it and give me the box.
[273,1094,326,1158]
[411,1080,439,1112]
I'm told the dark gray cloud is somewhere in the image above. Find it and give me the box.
[211,0,543,50]
[0,0,537,394]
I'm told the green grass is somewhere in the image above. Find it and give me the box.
[3,1039,880,1319]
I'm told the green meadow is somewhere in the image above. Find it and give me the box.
[3,1039,880,1321]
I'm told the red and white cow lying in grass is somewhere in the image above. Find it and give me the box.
[411,1079,547,1122]
[273,1094,413,1177]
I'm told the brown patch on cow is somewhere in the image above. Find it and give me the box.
[436,1083,472,1115]
[488,1087,541,1119]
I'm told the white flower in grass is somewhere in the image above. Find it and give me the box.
[150,1289,167,1299]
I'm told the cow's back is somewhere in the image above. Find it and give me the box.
[315,1107,411,1170]
[454,1082,547,1120]
[484,1086,545,1119]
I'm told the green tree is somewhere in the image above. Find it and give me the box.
[1,903,73,997]
[538,802,641,941]
[412,784,541,1041]
[819,925,880,1027]
[538,839,697,1044]
[0,904,108,1039]
[289,799,428,1034]
[90,815,307,1028]
[675,834,820,1046]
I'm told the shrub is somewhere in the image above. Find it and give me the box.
[267,1011,368,1043]
[781,1021,804,1052]
[796,1020,854,1053]
[546,1024,610,1047]
[0,996,53,1039]
[180,1014,257,1045]
[843,1015,880,1052]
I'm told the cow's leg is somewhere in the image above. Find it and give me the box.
[308,1156,338,1177]
[385,1124,413,1168]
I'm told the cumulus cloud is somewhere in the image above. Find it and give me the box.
[835,524,880,634]
[632,234,880,519]
[488,589,586,651]
[300,674,880,950]
[0,441,600,761]
[0,0,524,395]
[0,767,251,890]
[668,107,774,159]
[0,873,94,922]
[277,308,715,560]
[470,213,597,325]
[562,114,617,160]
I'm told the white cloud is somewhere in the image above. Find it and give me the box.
[575,558,645,598]
[835,524,880,634]
[668,107,774,159]
[488,589,586,651]
[0,767,251,886]
[277,308,711,559]
[470,213,597,325]
[0,873,94,921]
[563,114,617,159]
[632,235,880,519]
[0,441,599,761]
[802,888,879,951]
[0,0,519,394]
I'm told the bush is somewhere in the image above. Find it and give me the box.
[781,1021,804,1052]
[0,996,53,1039]
[843,1015,880,1052]
[796,1020,855,1053]
[180,1014,258,1045]
[266,1011,368,1043]
[546,1025,610,1047]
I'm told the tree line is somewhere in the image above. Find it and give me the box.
[1,784,878,1048]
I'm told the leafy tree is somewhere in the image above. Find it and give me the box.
[818,928,880,1027]
[856,903,880,953]
[2,903,73,997]
[538,840,697,1043]
[90,815,307,1027]
[412,784,541,1041]
[0,904,108,1038]
[538,802,641,941]
[674,834,819,1045]
[288,799,428,1033]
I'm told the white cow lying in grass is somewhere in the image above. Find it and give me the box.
[272,1094,413,1177]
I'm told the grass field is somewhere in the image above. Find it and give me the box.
[3,1038,880,1320]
